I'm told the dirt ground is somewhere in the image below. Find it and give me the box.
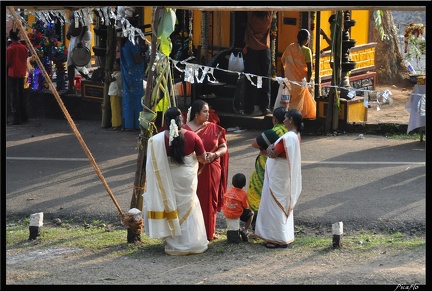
[365,83,414,125]
[5,234,426,285]
[5,82,425,286]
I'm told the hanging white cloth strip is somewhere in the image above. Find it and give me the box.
[197,66,210,83]
[206,67,218,83]
[184,64,195,83]
[244,73,256,87]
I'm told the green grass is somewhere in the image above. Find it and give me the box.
[292,228,424,254]
[6,219,163,257]
[386,132,425,140]
[6,219,425,257]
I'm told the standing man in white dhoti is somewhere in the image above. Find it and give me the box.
[254,109,303,248]
[143,107,209,255]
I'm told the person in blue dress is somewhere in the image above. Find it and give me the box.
[119,17,146,131]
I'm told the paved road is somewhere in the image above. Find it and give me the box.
[5,118,426,234]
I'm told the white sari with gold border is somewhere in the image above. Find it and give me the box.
[143,132,208,255]
[255,131,302,245]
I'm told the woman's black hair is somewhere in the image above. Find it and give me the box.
[188,99,208,122]
[297,29,310,42]
[164,107,185,165]
[232,173,246,189]
[253,11,269,19]
[272,107,286,124]
[9,29,19,41]
[286,109,304,133]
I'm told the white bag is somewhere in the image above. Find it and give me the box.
[228,52,244,72]
[274,82,291,110]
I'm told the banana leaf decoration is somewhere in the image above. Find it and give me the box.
[142,8,177,127]
[157,8,176,57]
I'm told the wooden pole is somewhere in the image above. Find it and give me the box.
[101,20,117,128]
[325,11,343,133]
[314,11,321,99]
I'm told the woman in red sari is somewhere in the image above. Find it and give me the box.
[184,100,229,240]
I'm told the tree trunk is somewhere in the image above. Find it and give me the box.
[372,11,410,86]
[102,22,117,128]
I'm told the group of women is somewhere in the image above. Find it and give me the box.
[250,108,303,248]
[143,95,303,254]
[143,100,228,255]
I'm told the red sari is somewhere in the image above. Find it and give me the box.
[184,121,229,240]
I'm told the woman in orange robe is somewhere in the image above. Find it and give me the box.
[281,29,316,119]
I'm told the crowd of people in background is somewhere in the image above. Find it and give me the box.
[6,8,315,127]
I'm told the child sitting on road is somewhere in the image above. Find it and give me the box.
[223,173,254,243]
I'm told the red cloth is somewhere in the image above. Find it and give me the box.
[163,129,205,156]
[208,109,220,124]
[223,186,249,219]
[7,41,28,78]
[183,121,229,240]
[274,139,287,158]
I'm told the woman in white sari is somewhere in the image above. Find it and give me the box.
[143,107,210,255]
[254,109,303,248]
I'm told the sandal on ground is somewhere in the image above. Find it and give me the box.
[248,233,259,239]
[240,230,249,242]
[265,242,288,249]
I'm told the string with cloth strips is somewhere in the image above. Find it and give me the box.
[10,6,393,110]
[169,57,393,111]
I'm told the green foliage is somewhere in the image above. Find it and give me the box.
[373,10,390,41]
[157,8,177,57]
[386,132,425,140]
